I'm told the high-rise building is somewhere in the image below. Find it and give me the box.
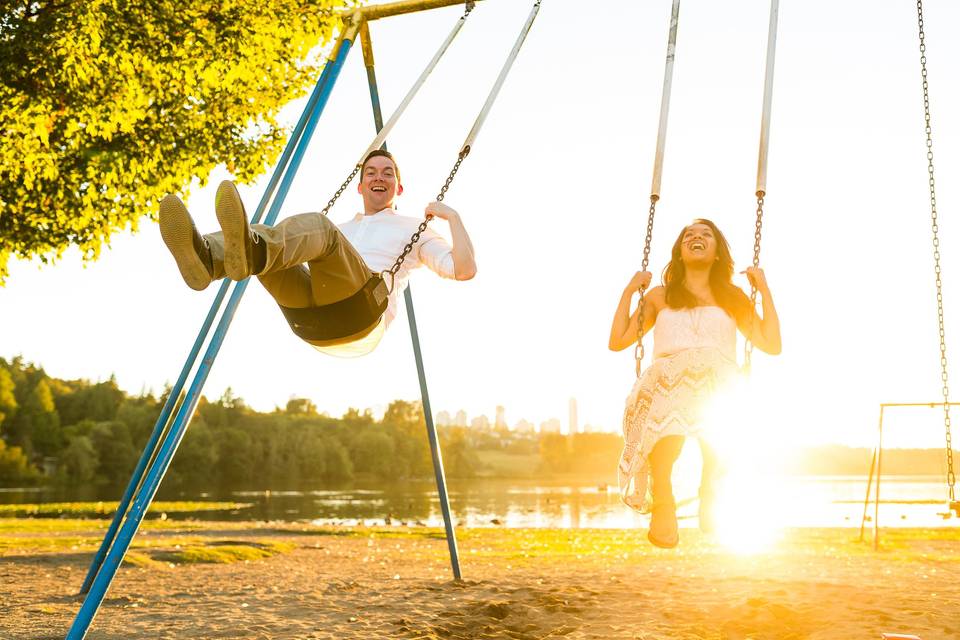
[495,405,507,430]
[454,410,468,427]
[568,397,579,435]
[436,410,452,427]
[539,418,562,433]
[514,418,535,433]
[471,415,490,430]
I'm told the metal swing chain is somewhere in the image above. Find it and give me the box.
[634,197,658,377]
[917,0,955,509]
[743,194,765,372]
[320,165,362,217]
[382,149,469,289]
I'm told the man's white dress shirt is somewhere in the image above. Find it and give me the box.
[315,208,457,357]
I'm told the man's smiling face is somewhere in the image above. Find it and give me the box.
[359,154,402,214]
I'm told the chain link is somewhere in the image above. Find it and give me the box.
[743,194,765,373]
[634,197,658,377]
[916,0,955,509]
[383,150,469,287]
[320,165,362,217]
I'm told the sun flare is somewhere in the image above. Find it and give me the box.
[697,373,795,554]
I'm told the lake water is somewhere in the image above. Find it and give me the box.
[2,475,957,530]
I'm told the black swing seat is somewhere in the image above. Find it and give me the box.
[279,274,389,342]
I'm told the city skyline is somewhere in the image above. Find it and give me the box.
[436,396,602,434]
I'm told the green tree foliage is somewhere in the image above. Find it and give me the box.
[0,357,641,491]
[53,377,125,426]
[286,397,318,415]
[0,367,16,428]
[538,433,571,474]
[88,421,137,485]
[0,438,39,482]
[167,420,218,488]
[0,0,348,282]
[216,427,256,487]
[441,427,480,478]
[568,433,622,475]
[6,377,62,457]
[350,430,396,478]
[59,435,99,483]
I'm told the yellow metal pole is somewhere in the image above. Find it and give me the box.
[360,21,375,68]
[329,10,364,62]
[343,0,480,23]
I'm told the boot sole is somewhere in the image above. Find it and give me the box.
[215,181,251,281]
[159,195,211,291]
[647,530,679,549]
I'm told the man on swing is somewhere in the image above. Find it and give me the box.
[158,149,477,355]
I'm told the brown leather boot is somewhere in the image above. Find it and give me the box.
[648,498,679,549]
[215,180,265,280]
[159,194,214,291]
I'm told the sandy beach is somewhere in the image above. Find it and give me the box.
[2,518,958,639]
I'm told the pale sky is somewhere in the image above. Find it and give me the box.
[2,0,959,451]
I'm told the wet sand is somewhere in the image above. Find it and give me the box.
[2,520,957,639]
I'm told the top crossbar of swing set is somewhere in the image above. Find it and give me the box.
[341,0,482,22]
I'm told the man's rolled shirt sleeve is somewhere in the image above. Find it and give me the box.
[417,228,457,279]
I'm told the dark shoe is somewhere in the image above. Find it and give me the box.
[215,180,263,280]
[159,195,213,291]
[647,500,679,549]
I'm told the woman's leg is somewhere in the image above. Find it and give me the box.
[647,435,685,548]
[698,437,720,533]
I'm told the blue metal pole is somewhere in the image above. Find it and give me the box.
[403,288,462,579]
[65,37,356,640]
[77,41,345,596]
[77,285,223,595]
[361,53,462,579]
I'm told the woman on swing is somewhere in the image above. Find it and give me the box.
[608,218,781,548]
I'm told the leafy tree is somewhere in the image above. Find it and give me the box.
[59,435,99,483]
[53,376,125,426]
[89,421,137,485]
[9,378,62,457]
[322,437,353,481]
[568,433,622,474]
[539,433,571,474]
[441,427,479,478]
[286,397,318,416]
[0,438,39,482]
[166,421,218,489]
[350,430,396,478]
[0,0,348,282]
[115,393,163,446]
[0,367,16,430]
[216,427,256,487]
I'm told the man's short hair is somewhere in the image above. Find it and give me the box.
[361,149,401,183]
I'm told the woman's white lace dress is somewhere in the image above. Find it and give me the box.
[618,306,739,512]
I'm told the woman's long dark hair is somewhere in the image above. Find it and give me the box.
[662,218,750,322]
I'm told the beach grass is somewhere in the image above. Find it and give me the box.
[0,501,253,517]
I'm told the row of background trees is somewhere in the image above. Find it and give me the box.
[0,356,623,491]
[4,356,942,491]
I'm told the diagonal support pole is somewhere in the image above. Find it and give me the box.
[359,21,462,580]
[65,29,358,640]
[76,29,345,597]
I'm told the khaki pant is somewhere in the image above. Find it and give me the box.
[203,213,378,347]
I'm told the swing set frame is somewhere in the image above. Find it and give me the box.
[859,401,960,550]
[65,1,517,637]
